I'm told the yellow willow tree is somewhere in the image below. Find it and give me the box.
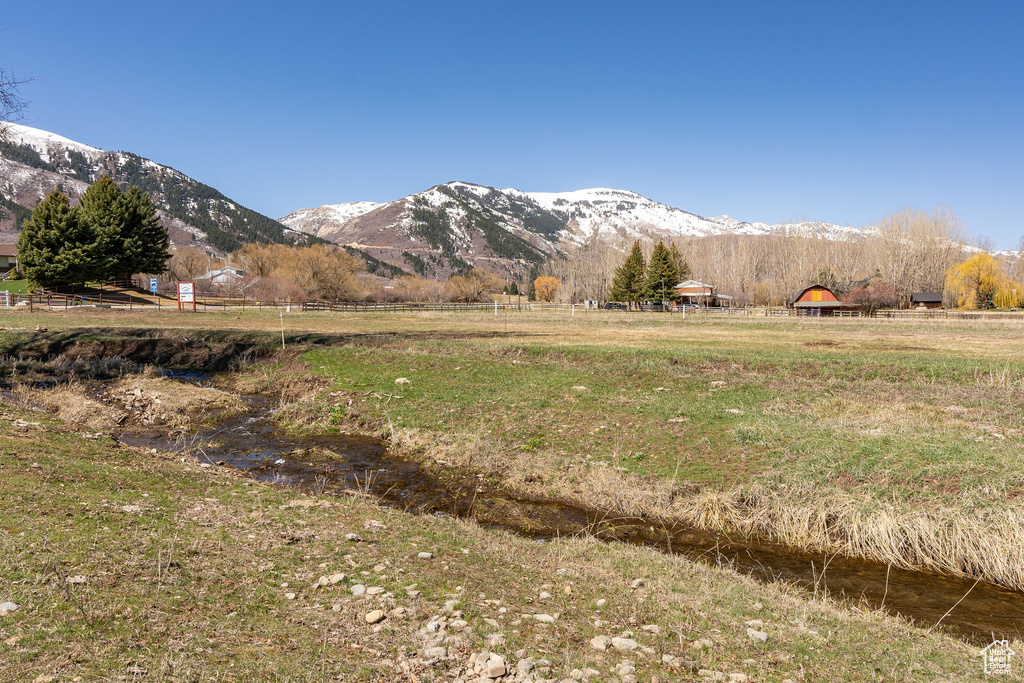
[533,276,560,302]
[945,253,1022,309]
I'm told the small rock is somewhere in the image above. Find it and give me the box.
[615,662,636,676]
[539,591,551,600]
[744,619,763,628]
[517,659,535,673]
[746,627,768,643]
[0,601,18,614]
[473,650,491,671]
[486,633,505,646]
[365,610,385,624]
[350,584,366,596]
[389,607,409,619]
[595,598,607,607]
[418,552,434,559]
[425,620,443,632]
[366,587,385,595]
[590,635,611,651]
[533,613,556,624]
[345,533,360,541]
[699,670,726,682]
[444,599,459,612]
[284,592,296,600]
[66,575,87,585]
[423,646,447,660]
[395,377,411,385]
[571,385,588,392]
[662,654,678,665]
[450,619,468,632]
[611,637,638,651]
[630,578,644,589]
[569,668,585,680]
[729,674,750,683]
[641,624,661,634]
[328,573,346,584]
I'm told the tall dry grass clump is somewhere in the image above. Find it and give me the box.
[380,422,1024,591]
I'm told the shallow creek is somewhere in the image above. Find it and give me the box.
[119,394,1023,644]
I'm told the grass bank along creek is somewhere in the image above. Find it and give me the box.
[112,384,1024,644]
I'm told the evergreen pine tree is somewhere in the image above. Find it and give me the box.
[610,240,646,308]
[17,190,95,287]
[120,185,170,276]
[78,175,125,280]
[644,241,681,302]
[79,175,171,280]
[669,242,691,282]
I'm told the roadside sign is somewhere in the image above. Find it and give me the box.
[177,281,196,312]
[150,278,158,293]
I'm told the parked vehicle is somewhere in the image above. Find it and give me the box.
[604,302,627,310]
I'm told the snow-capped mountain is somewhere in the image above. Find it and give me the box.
[282,181,863,279]
[279,202,383,238]
[0,123,310,251]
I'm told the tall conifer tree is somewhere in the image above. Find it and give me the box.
[668,242,691,282]
[610,240,646,308]
[17,190,96,287]
[644,241,681,302]
[79,175,170,280]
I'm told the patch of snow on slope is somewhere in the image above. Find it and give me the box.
[278,202,382,231]
[3,122,104,161]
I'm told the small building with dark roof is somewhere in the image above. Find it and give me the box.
[791,284,859,316]
[910,292,943,309]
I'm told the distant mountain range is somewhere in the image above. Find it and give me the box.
[280,181,863,279]
[0,123,312,252]
[1,123,866,280]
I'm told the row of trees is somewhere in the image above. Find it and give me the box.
[609,241,690,307]
[539,206,985,307]
[18,176,170,287]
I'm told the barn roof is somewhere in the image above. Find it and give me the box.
[911,291,943,303]
[790,284,838,306]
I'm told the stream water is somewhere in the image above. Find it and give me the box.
[119,394,1024,644]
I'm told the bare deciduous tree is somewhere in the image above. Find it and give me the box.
[0,65,31,141]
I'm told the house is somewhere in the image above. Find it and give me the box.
[196,266,245,287]
[0,245,17,276]
[910,292,943,309]
[791,284,859,316]
[674,280,733,307]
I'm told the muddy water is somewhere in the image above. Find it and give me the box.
[119,396,1024,643]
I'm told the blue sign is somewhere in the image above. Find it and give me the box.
[150,278,158,293]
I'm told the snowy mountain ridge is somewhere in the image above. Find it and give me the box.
[0,122,309,251]
[279,181,866,280]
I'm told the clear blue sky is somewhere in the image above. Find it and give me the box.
[3,1,1022,246]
